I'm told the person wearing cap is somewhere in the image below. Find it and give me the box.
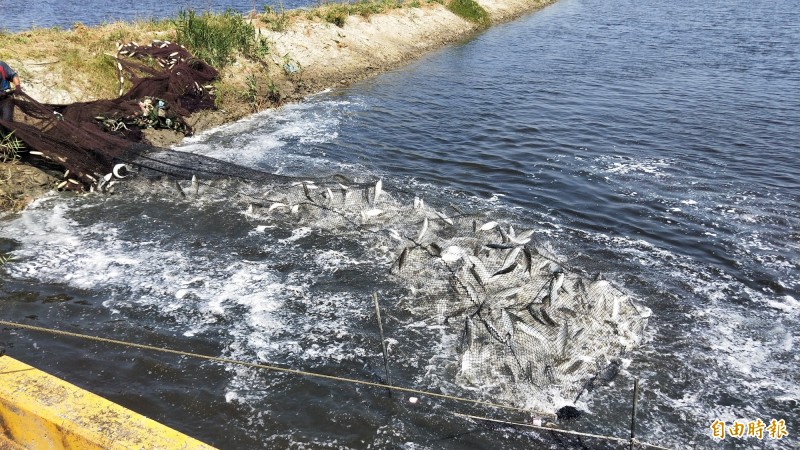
[0,61,21,122]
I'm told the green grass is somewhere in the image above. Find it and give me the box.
[175,9,269,67]
[446,0,490,26]
[308,0,413,27]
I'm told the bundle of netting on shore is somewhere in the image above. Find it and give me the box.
[0,41,218,190]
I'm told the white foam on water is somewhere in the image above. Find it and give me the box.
[766,295,800,314]
[600,156,672,177]
[174,98,355,171]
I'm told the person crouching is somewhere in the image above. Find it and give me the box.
[0,61,22,122]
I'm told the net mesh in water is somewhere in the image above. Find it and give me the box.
[2,39,650,409]
[199,177,653,405]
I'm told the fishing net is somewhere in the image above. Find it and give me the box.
[0,40,219,190]
[1,38,651,413]
[199,176,653,407]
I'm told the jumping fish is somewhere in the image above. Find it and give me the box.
[499,309,514,342]
[500,247,522,273]
[484,243,518,250]
[492,262,518,278]
[191,175,199,195]
[361,208,384,218]
[611,296,620,321]
[434,210,454,225]
[526,305,548,327]
[467,256,490,284]
[509,229,534,246]
[397,246,409,271]
[557,320,570,360]
[372,179,383,205]
[325,187,334,204]
[479,221,498,231]
[540,308,558,327]
[268,202,288,212]
[515,319,547,344]
[549,270,565,305]
[522,246,533,274]
[460,316,477,353]
[416,218,429,242]
[388,229,403,242]
[441,245,465,263]
[174,180,186,198]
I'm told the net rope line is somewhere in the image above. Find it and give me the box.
[452,413,674,450]
[0,320,549,418]
[1,320,669,448]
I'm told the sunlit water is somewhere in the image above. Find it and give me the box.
[1,0,799,448]
[2,0,316,31]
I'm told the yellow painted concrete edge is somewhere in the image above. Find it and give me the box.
[0,355,216,450]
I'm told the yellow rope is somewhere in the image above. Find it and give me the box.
[0,320,553,418]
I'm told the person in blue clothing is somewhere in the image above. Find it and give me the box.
[0,61,22,122]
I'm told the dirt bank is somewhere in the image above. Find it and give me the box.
[0,0,555,212]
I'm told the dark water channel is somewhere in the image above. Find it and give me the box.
[2,0,799,448]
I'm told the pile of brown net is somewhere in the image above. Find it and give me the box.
[0,41,219,190]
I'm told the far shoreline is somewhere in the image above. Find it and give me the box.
[0,0,556,212]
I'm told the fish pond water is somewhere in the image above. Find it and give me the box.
[1,0,799,448]
[1,0,315,31]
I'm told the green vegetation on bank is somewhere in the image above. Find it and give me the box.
[446,0,490,26]
[260,0,489,29]
[176,9,269,68]
[0,0,492,116]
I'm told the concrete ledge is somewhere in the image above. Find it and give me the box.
[0,356,215,450]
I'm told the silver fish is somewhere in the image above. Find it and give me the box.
[479,221,498,231]
[417,218,429,242]
[435,210,454,225]
[492,262,517,278]
[557,320,569,359]
[467,256,490,284]
[500,247,521,273]
[549,271,565,305]
[175,180,186,198]
[268,202,288,212]
[460,317,477,352]
[373,179,383,205]
[442,246,466,263]
[397,247,409,271]
[515,320,547,343]
[540,308,558,327]
[500,309,514,342]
